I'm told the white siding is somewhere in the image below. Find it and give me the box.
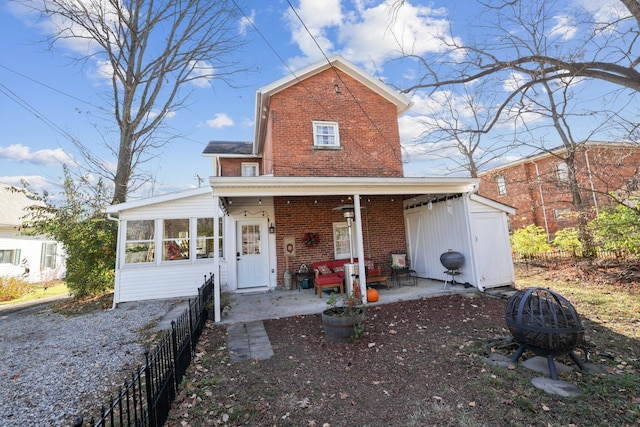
[112,191,227,304]
[405,197,474,284]
[0,237,66,283]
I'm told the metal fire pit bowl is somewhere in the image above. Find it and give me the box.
[505,287,588,380]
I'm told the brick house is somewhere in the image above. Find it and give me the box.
[477,142,640,238]
[107,56,516,320]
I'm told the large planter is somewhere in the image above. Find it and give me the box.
[321,308,365,343]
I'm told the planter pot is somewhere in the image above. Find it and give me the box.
[321,307,365,343]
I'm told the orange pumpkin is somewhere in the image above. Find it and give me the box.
[366,288,379,303]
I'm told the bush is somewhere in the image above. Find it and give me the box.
[510,224,552,255]
[589,201,640,255]
[553,227,583,254]
[0,276,34,302]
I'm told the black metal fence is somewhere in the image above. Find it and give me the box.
[73,273,214,427]
[513,249,636,266]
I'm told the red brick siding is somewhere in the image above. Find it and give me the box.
[218,157,261,177]
[478,145,640,236]
[273,195,407,288]
[266,68,404,178]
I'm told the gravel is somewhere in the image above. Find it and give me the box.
[0,299,174,427]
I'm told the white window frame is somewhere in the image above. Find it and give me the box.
[495,175,507,195]
[241,162,259,177]
[41,243,57,270]
[333,222,357,260]
[313,121,340,147]
[124,220,155,264]
[554,208,572,222]
[556,162,569,182]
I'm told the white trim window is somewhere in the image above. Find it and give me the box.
[495,174,507,195]
[333,222,357,259]
[554,208,572,221]
[41,243,57,270]
[556,162,569,182]
[124,220,155,264]
[313,121,340,147]
[163,219,190,261]
[241,162,259,177]
[196,217,223,259]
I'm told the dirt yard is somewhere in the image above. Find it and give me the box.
[166,264,640,426]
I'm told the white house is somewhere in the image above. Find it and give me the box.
[0,183,66,283]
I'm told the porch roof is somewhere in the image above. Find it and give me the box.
[207,176,479,198]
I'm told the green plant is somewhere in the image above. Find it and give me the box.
[553,227,583,254]
[511,224,552,255]
[589,200,640,254]
[0,276,33,302]
[22,168,117,298]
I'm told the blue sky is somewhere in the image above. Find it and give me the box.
[0,0,630,200]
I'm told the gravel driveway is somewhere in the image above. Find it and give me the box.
[0,299,173,426]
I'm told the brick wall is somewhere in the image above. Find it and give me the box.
[273,195,407,288]
[218,157,261,177]
[478,145,640,236]
[266,68,405,178]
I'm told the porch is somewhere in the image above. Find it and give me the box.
[218,277,478,324]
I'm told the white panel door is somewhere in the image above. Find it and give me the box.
[472,212,514,288]
[236,220,269,289]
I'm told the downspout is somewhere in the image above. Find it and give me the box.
[533,162,551,242]
[584,150,599,215]
[107,212,120,309]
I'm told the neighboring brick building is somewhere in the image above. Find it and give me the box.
[478,142,640,238]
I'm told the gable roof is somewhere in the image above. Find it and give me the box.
[202,141,254,157]
[254,55,412,154]
[105,187,212,214]
[0,183,45,227]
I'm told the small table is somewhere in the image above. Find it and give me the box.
[294,271,315,291]
[365,275,390,289]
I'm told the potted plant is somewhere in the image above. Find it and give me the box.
[321,284,365,343]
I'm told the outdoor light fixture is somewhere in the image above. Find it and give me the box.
[334,84,341,93]
[269,223,275,234]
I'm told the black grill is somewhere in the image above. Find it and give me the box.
[505,287,588,380]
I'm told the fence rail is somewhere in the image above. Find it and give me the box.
[513,249,636,264]
[73,273,214,427]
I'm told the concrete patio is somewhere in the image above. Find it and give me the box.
[218,277,484,324]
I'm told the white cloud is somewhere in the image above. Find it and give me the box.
[284,0,457,75]
[550,15,577,41]
[206,113,234,128]
[190,61,216,88]
[239,9,256,35]
[0,144,76,166]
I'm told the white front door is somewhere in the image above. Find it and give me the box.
[236,220,269,289]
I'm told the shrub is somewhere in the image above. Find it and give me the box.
[0,276,34,302]
[553,227,583,254]
[510,224,552,255]
[589,201,640,254]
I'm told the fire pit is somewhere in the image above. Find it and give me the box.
[505,287,587,380]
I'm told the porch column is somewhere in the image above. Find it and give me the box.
[213,195,221,323]
[353,195,367,304]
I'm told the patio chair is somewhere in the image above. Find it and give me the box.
[390,253,417,287]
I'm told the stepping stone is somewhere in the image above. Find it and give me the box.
[532,377,581,397]
[227,321,274,362]
[521,356,573,376]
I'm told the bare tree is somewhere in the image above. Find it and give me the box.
[26,0,248,203]
[408,79,517,177]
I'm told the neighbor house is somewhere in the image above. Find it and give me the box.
[477,141,640,239]
[0,183,66,283]
[107,56,516,321]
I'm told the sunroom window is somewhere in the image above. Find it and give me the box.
[125,220,155,264]
[196,217,223,258]
[163,219,189,261]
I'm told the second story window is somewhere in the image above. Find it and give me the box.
[556,162,569,182]
[241,162,259,177]
[313,121,340,147]
[495,175,507,195]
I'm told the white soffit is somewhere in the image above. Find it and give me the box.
[208,176,479,198]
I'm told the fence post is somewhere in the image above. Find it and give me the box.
[171,320,180,393]
[144,349,155,427]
